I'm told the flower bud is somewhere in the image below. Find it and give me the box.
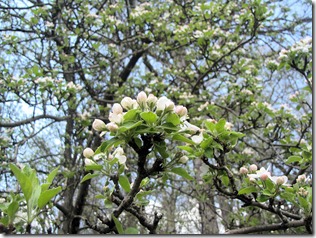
[260,173,269,181]
[175,105,188,118]
[239,167,248,175]
[83,148,94,158]
[121,97,134,110]
[109,112,123,124]
[147,94,158,106]
[206,118,217,124]
[106,122,119,132]
[249,164,258,172]
[84,158,95,166]
[297,174,306,183]
[112,103,123,114]
[92,119,106,131]
[276,176,285,185]
[137,91,147,105]
[179,155,189,164]
[156,96,174,111]
[249,177,256,183]
[225,122,234,130]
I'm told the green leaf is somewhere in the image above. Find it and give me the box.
[238,186,258,195]
[104,198,113,208]
[80,173,99,183]
[215,118,226,133]
[159,123,179,132]
[200,137,212,149]
[95,138,124,154]
[123,109,139,121]
[280,192,295,203]
[41,183,51,192]
[118,121,143,132]
[85,164,103,171]
[221,175,230,187]
[178,145,194,153]
[140,178,149,188]
[7,201,19,223]
[46,166,60,184]
[9,164,33,201]
[205,120,216,133]
[165,113,180,126]
[125,227,139,234]
[265,178,275,192]
[140,111,158,123]
[170,167,193,180]
[38,186,62,209]
[119,175,131,193]
[95,194,106,199]
[112,215,124,234]
[172,134,195,145]
[298,196,310,212]
[0,217,9,226]
[256,194,270,202]
[154,142,169,159]
[285,156,302,164]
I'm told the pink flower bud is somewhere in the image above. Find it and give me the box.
[106,122,119,132]
[83,148,94,158]
[137,91,147,105]
[175,105,188,118]
[249,177,256,183]
[260,173,269,181]
[239,167,248,175]
[92,119,106,131]
[112,103,123,114]
[249,164,258,172]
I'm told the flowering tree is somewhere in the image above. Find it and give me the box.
[0,0,312,234]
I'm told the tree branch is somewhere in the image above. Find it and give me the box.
[225,219,307,234]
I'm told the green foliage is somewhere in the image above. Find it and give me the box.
[8,164,61,226]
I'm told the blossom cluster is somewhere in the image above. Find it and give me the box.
[239,165,289,186]
[83,92,191,165]
[92,91,188,134]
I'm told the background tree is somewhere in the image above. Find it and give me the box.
[0,0,312,234]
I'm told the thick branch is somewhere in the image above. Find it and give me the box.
[225,219,307,234]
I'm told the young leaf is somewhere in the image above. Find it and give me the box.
[238,186,258,195]
[123,109,139,121]
[38,186,62,209]
[166,113,180,126]
[140,111,158,123]
[125,227,139,234]
[215,118,226,133]
[112,215,124,234]
[172,134,195,145]
[170,167,193,180]
[285,156,302,164]
[95,138,124,154]
[85,164,103,171]
[9,164,33,201]
[118,121,143,133]
[46,166,60,184]
[80,173,99,183]
[119,175,131,193]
